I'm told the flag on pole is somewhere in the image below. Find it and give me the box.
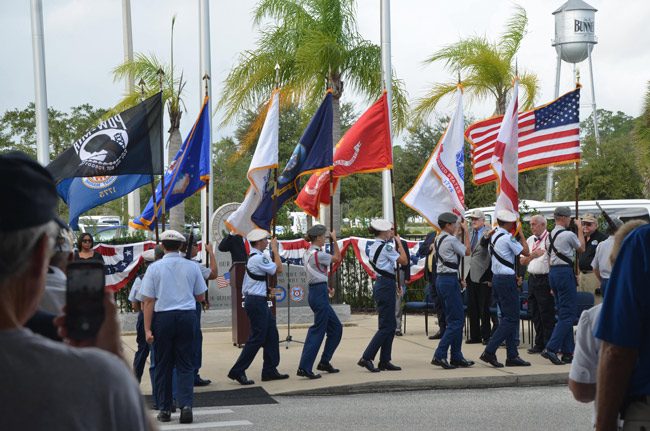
[401,87,465,229]
[491,80,520,216]
[251,92,333,232]
[57,174,151,229]
[467,87,581,185]
[225,91,279,235]
[295,92,392,217]
[47,93,164,182]
[131,97,211,230]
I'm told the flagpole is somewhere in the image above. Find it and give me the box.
[138,78,160,243]
[158,69,166,231]
[30,0,50,165]
[202,74,211,266]
[271,63,281,237]
[380,0,394,223]
[199,0,213,269]
[574,69,580,276]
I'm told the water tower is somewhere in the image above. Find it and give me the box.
[545,0,599,201]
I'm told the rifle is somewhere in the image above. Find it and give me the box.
[184,228,195,260]
[595,202,618,232]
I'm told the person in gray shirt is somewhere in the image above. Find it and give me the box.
[542,206,585,365]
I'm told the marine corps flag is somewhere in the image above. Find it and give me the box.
[295,93,392,217]
[47,93,163,182]
[251,92,333,232]
[131,97,211,230]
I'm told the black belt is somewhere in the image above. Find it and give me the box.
[377,273,396,281]
[550,264,572,268]
[529,273,549,277]
[580,270,593,274]
[438,273,458,277]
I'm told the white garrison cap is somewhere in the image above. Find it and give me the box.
[247,228,269,242]
[160,230,186,242]
[496,210,517,223]
[467,209,485,219]
[142,249,156,262]
[370,219,392,232]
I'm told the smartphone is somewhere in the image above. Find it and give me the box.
[66,261,105,340]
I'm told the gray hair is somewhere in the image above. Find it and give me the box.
[530,214,547,227]
[0,221,58,285]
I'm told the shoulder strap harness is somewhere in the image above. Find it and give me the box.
[547,229,574,266]
[489,232,515,270]
[434,234,460,270]
[369,241,396,280]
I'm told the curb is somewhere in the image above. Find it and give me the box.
[273,372,569,397]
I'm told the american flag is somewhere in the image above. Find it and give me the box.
[467,87,581,185]
[216,271,231,289]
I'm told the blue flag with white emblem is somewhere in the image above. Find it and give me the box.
[251,92,333,231]
[56,174,151,229]
[131,97,211,230]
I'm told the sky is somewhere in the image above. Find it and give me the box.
[1,0,648,145]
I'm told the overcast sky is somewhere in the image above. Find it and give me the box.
[1,0,648,143]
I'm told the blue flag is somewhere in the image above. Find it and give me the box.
[56,174,151,229]
[131,97,211,230]
[252,92,333,231]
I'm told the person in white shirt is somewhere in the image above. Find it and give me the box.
[519,215,554,354]
[591,217,622,299]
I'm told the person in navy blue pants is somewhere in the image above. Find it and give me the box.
[358,219,408,373]
[297,225,343,379]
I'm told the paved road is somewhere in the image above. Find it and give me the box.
[156,385,592,430]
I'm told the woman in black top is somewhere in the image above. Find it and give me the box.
[74,233,104,264]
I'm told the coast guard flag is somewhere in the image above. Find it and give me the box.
[226,91,279,235]
[295,93,392,217]
[48,93,163,182]
[57,174,151,229]
[401,87,465,229]
[131,97,211,230]
[251,92,333,232]
[491,80,520,216]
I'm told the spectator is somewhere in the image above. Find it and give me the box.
[0,152,150,430]
[74,232,105,264]
[465,209,493,345]
[591,217,623,299]
[39,222,75,315]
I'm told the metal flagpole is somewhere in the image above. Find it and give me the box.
[271,63,281,238]
[199,0,213,265]
[139,79,160,243]
[157,69,166,231]
[122,0,141,227]
[380,0,393,222]
[30,0,50,165]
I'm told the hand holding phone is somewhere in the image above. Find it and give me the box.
[65,261,105,341]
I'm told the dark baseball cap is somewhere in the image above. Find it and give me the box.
[553,206,572,217]
[438,212,458,225]
[0,152,59,232]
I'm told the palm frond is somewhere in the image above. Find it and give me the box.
[499,5,528,62]
[518,70,539,111]
[413,82,460,121]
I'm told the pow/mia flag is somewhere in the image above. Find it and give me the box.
[47,92,163,182]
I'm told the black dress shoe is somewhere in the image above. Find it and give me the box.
[395,330,403,336]
[450,358,475,367]
[194,376,211,387]
[479,351,504,368]
[171,401,176,413]
[156,411,171,422]
[541,349,564,365]
[561,354,574,364]
[228,371,255,385]
[261,370,290,381]
[465,339,482,344]
[527,346,544,354]
[317,362,340,373]
[296,368,322,379]
[482,339,489,346]
[179,406,193,424]
[431,357,457,370]
[428,332,443,340]
[505,356,531,367]
[357,358,380,372]
[378,361,402,371]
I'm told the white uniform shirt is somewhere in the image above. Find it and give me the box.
[243,248,277,297]
[526,231,550,275]
[39,266,66,315]
[139,252,207,312]
[305,245,332,284]
[435,233,466,274]
[591,237,615,279]
[547,226,580,266]
[490,227,523,276]
[128,276,144,303]
[368,239,400,276]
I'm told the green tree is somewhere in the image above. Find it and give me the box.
[111,17,188,231]
[218,0,409,231]
[414,5,538,118]
[633,82,650,197]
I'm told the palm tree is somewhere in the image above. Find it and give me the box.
[218,0,408,231]
[414,5,538,118]
[111,17,187,231]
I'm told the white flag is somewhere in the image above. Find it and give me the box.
[491,81,519,218]
[401,87,465,229]
[225,91,279,235]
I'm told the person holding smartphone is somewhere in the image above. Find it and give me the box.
[0,152,150,431]
[140,230,207,424]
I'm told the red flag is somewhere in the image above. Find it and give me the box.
[296,93,392,216]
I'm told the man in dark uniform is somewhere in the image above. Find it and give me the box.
[418,231,445,340]
[465,209,493,344]
[578,213,607,297]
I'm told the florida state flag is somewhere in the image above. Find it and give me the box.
[296,93,392,217]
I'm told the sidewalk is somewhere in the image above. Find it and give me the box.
[121,313,569,397]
